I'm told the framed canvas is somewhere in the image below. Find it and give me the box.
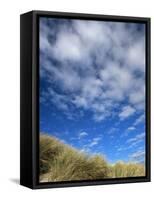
[20,10,151,189]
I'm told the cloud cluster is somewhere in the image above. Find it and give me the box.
[119,106,135,120]
[129,150,145,163]
[133,114,145,126]
[40,18,145,123]
[80,136,102,153]
[126,132,145,148]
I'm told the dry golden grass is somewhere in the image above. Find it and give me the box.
[109,161,145,178]
[40,134,145,182]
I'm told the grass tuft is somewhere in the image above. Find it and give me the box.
[40,134,145,182]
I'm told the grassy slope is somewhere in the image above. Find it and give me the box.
[40,134,145,182]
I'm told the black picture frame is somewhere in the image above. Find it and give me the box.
[20,10,151,189]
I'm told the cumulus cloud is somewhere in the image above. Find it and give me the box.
[53,31,83,61]
[40,18,145,122]
[134,114,145,126]
[119,106,135,120]
[127,126,136,131]
[127,37,145,72]
[78,131,88,138]
[47,88,69,111]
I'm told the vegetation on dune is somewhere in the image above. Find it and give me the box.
[40,134,145,182]
[109,162,145,178]
[40,134,65,174]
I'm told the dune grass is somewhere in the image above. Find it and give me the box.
[40,134,145,182]
[108,162,145,178]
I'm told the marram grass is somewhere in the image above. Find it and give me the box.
[40,134,145,182]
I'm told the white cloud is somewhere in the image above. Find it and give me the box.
[48,88,69,111]
[119,106,135,120]
[53,31,83,61]
[45,63,81,92]
[129,150,145,163]
[72,96,88,109]
[89,137,102,147]
[40,19,145,122]
[73,20,110,46]
[127,126,136,131]
[93,112,108,122]
[127,37,145,72]
[122,126,136,137]
[82,137,102,151]
[127,132,145,147]
[100,61,132,91]
[78,131,88,138]
[129,87,145,104]
[117,132,145,152]
[134,114,145,126]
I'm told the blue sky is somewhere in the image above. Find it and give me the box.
[39,17,146,164]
